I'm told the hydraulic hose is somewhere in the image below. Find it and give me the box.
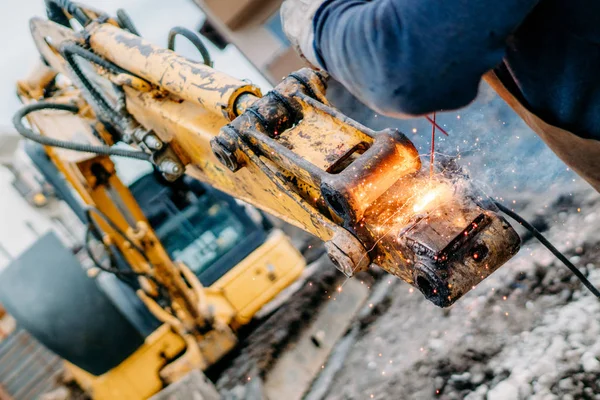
[83,206,174,307]
[85,225,140,277]
[60,43,132,136]
[45,0,90,27]
[13,101,151,161]
[62,43,129,75]
[83,206,150,260]
[168,26,213,67]
[116,9,140,36]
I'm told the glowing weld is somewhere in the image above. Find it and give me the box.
[412,185,448,213]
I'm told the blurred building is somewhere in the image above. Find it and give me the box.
[193,0,305,84]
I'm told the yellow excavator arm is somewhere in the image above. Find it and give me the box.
[17,2,521,311]
[12,2,520,392]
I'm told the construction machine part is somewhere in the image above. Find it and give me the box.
[79,19,522,306]
[66,324,186,400]
[212,67,521,307]
[87,24,262,120]
[0,232,144,376]
[149,370,220,400]
[362,173,522,307]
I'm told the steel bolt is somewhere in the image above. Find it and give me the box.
[325,241,356,277]
[325,232,370,277]
[144,134,163,150]
[159,159,182,175]
[211,134,242,172]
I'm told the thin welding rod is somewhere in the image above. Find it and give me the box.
[424,115,449,136]
[430,112,436,178]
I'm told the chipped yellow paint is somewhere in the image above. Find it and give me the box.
[123,87,337,241]
[88,23,261,120]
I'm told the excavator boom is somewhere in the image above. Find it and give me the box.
[20,6,520,309]
[2,3,524,396]
[89,21,520,306]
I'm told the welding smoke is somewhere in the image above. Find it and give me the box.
[328,81,577,198]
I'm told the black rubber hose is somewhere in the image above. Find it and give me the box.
[495,201,600,299]
[116,9,140,36]
[61,49,118,122]
[83,207,174,305]
[13,101,151,161]
[85,225,141,277]
[62,43,129,75]
[83,207,150,262]
[168,26,213,67]
[60,43,133,138]
[84,208,172,298]
[45,0,90,26]
[45,0,70,26]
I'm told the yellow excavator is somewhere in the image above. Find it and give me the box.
[0,1,521,399]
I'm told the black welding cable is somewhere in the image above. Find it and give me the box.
[495,201,600,299]
[13,102,151,161]
[168,27,213,67]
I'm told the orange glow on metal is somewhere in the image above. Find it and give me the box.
[412,183,451,213]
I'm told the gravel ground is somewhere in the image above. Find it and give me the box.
[322,184,600,400]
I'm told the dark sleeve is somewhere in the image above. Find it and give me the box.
[313,0,539,117]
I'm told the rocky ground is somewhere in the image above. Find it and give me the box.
[213,181,600,400]
[316,183,600,400]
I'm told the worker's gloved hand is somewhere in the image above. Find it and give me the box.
[280,0,326,69]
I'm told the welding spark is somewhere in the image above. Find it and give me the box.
[413,190,439,213]
[412,184,450,213]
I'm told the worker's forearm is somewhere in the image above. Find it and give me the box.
[313,0,539,117]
